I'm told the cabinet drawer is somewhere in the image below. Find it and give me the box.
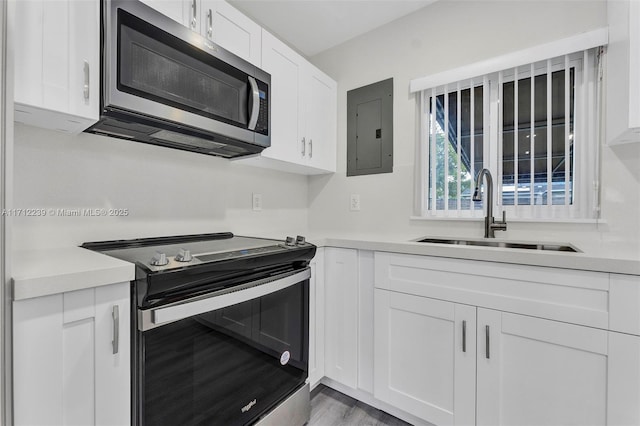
[375,252,609,329]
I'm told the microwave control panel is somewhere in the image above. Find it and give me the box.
[255,79,269,136]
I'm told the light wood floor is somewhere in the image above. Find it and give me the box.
[309,385,411,426]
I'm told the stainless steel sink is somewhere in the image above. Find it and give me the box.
[417,237,580,252]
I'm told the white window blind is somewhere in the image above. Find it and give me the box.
[418,48,602,220]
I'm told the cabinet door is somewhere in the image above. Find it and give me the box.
[303,64,337,173]
[477,309,610,426]
[308,248,325,387]
[201,0,261,66]
[14,283,130,426]
[13,0,99,133]
[324,248,358,388]
[260,29,304,165]
[67,0,100,121]
[374,290,476,426]
[94,283,131,426]
[239,30,337,175]
[606,0,640,144]
[607,332,640,426]
[139,0,193,28]
[630,0,640,131]
[14,293,64,426]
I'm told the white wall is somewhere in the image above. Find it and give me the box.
[12,124,309,249]
[308,0,640,249]
[11,0,640,252]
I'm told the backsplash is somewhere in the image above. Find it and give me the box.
[12,124,309,249]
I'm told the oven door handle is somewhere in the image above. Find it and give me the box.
[140,268,310,331]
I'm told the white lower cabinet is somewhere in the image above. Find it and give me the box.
[374,290,476,426]
[13,282,130,426]
[308,248,325,387]
[375,290,640,426]
[477,309,639,426]
[373,252,640,426]
[324,248,359,388]
[317,250,640,425]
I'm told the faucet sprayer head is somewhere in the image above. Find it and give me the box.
[472,187,482,202]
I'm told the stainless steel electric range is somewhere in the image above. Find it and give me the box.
[82,232,315,426]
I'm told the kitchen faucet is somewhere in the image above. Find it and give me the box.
[472,169,507,238]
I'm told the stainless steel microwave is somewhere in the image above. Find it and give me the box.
[86,0,270,158]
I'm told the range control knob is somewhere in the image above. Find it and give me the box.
[285,236,296,247]
[175,248,193,263]
[296,235,306,245]
[150,251,169,266]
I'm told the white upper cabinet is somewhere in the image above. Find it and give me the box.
[13,0,337,173]
[139,0,192,27]
[303,63,338,173]
[144,0,261,65]
[201,1,261,66]
[13,0,100,133]
[607,0,640,145]
[257,29,304,166]
[240,29,337,175]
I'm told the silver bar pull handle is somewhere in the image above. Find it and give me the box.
[309,139,313,158]
[301,137,306,156]
[247,76,260,130]
[191,0,197,29]
[462,320,467,353]
[83,61,89,101]
[485,325,490,359]
[206,8,213,39]
[112,305,119,354]
[146,269,311,330]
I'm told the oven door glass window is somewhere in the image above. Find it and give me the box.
[140,280,309,426]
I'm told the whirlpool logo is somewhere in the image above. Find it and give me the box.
[241,399,257,413]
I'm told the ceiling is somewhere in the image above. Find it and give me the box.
[227,0,437,57]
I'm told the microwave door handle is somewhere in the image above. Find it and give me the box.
[247,76,260,130]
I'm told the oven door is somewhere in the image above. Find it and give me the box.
[135,269,310,426]
[104,0,270,147]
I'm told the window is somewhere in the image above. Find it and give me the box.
[416,48,603,220]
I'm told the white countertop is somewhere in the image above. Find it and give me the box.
[309,234,640,276]
[11,234,639,301]
[12,247,135,301]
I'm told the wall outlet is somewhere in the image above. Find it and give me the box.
[252,193,262,211]
[350,194,361,211]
